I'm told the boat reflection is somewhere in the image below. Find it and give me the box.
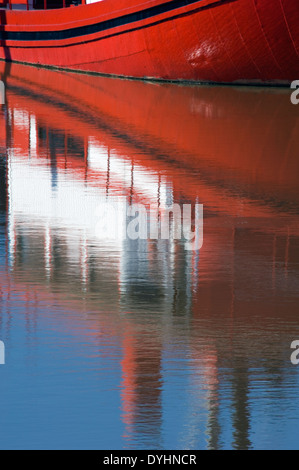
[0,63,299,449]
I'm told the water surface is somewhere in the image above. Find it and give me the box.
[0,63,299,450]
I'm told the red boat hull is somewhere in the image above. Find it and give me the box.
[0,0,299,84]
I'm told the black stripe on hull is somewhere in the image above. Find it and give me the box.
[0,0,213,42]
